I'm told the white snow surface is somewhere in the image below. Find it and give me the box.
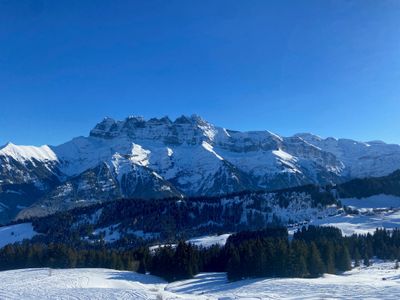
[2,262,400,299]
[92,224,121,243]
[187,233,231,248]
[302,194,400,236]
[309,209,400,236]
[285,195,400,237]
[0,223,38,248]
[0,268,173,300]
[341,194,400,209]
[149,234,231,252]
[296,133,400,177]
[0,143,57,163]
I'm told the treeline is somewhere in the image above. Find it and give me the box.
[336,169,400,198]
[347,228,400,263]
[2,226,400,283]
[148,226,400,282]
[225,226,352,280]
[0,243,139,272]
[144,226,351,281]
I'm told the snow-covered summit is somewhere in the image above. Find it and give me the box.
[2,114,400,222]
[294,133,400,177]
[0,143,58,164]
[3,115,400,184]
[88,115,223,150]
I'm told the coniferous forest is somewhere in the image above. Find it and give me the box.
[1,226,400,282]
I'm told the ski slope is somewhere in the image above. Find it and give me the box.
[1,262,400,299]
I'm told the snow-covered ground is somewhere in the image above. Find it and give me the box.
[187,233,231,247]
[149,233,231,252]
[287,194,400,237]
[341,194,400,209]
[0,268,175,300]
[300,195,400,236]
[1,262,400,299]
[168,261,400,299]
[310,209,400,236]
[0,223,37,248]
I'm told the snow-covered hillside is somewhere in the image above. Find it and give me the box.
[309,210,400,236]
[2,192,400,250]
[294,194,400,236]
[1,262,399,299]
[149,234,232,252]
[187,233,231,248]
[0,223,37,248]
[341,194,400,209]
[3,114,400,222]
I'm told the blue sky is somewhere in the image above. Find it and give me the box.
[1,0,400,146]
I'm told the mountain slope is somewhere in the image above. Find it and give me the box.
[18,185,338,248]
[2,115,400,222]
[336,169,400,199]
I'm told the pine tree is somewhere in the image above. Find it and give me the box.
[307,242,324,278]
[227,247,241,281]
[287,248,308,277]
[363,256,370,267]
[137,258,146,274]
[172,242,199,281]
[273,239,288,277]
[353,248,361,267]
[321,242,336,274]
[335,246,352,271]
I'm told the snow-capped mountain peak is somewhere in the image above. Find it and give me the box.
[0,142,58,164]
[2,114,400,223]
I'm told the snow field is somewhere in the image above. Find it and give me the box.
[0,223,37,248]
[1,262,400,299]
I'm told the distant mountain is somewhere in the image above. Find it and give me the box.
[2,114,400,223]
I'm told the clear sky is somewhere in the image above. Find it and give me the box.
[1,0,400,146]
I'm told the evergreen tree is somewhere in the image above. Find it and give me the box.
[273,239,288,277]
[320,242,336,274]
[226,247,241,281]
[172,241,199,280]
[363,256,370,267]
[137,258,147,274]
[353,248,361,267]
[335,246,351,271]
[287,247,308,277]
[307,242,324,278]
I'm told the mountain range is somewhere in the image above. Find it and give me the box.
[2,114,400,224]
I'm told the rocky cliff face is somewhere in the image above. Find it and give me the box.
[2,114,400,223]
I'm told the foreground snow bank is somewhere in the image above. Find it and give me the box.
[1,262,400,299]
[167,262,400,299]
[0,268,180,300]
